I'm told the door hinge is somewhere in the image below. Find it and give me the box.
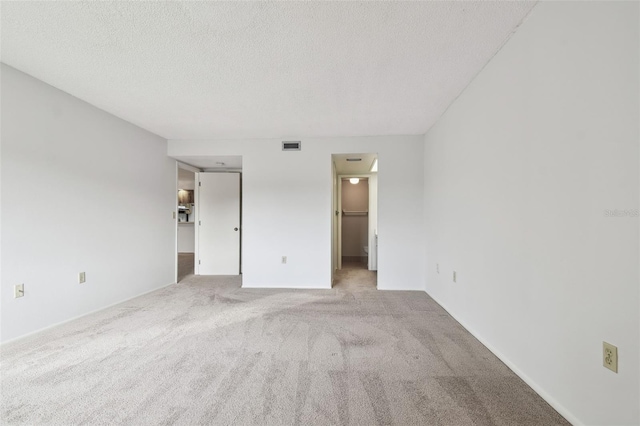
[199,220,201,225]
[199,260,201,265]
[199,181,201,187]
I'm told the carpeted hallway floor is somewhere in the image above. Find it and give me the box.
[1,276,568,425]
[333,262,377,292]
[177,252,195,282]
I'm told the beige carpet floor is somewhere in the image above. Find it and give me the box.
[177,252,195,283]
[1,275,568,425]
[333,263,377,292]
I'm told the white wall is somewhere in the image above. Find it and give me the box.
[423,3,639,425]
[177,224,195,253]
[178,168,196,190]
[1,64,176,343]
[169,136,424,290]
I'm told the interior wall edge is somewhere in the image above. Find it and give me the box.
[424,290,582,426]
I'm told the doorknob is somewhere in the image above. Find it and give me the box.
[234,227,239,231]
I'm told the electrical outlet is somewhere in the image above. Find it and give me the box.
[603,342,618,373]
[282,256,287,264]
[436,263,439,274]
[453,271,457,282]
[14,284,25,298]
[79,272,86,284]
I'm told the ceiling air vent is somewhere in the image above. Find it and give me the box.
[282,141,301,151]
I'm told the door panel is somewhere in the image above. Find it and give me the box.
[198,173,240,275]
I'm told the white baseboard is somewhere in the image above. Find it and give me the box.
[1,281,176,346]
[425,291,582,426]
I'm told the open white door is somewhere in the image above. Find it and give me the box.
[198,172,240,275]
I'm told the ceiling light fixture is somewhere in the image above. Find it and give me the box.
[349,178,360,184]
[346,158,362,162]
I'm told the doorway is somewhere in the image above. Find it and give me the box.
[341,177,369,269]
[331,153,378,290]
[177,165,197,282]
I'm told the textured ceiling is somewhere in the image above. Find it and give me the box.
[1,1,535,140]
[334,153,377,175]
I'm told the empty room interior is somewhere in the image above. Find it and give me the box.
[1,2,638,426]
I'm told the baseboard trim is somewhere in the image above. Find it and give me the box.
[1,281,176,346]
[425,291,582,426]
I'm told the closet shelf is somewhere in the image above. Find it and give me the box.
[342,210,368,216]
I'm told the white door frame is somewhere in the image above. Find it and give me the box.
[331,161,338,283]
[337,174,342,271]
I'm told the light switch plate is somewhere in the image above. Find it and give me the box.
[15,284,24,298]
[79,272,86,284]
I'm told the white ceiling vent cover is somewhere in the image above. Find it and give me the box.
[282,141,301,151]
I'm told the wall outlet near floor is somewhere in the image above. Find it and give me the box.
[603,341,618,373]
[282,256,287,264]
[453,271,457,282]
[14,284,25,298]
[79,272,86,284]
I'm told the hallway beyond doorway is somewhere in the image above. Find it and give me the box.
[333,262,377,291]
